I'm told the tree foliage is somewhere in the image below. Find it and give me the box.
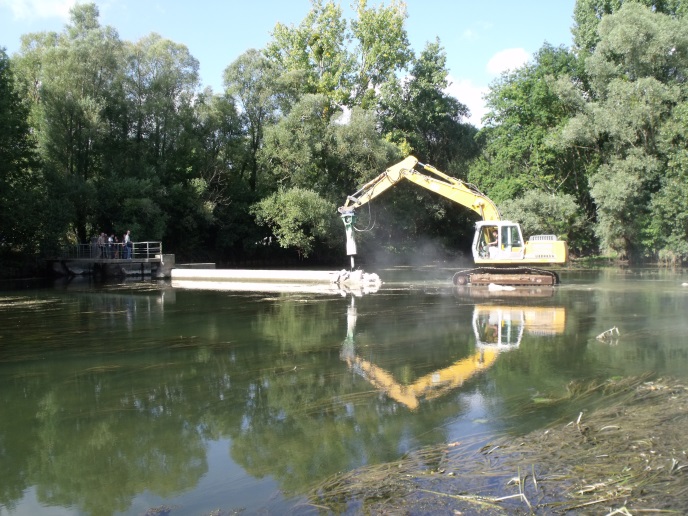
[501,190,584,241]
[0,47,43,262]
[265,0,353,106]
[560,2,688,260]
[251,187,337,258]
[6,0,688,272]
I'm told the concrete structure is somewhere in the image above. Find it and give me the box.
[172,268,379,284]
[49,253,175,279]
[171,268,382,294]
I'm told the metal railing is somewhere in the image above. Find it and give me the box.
[61,241,163,260]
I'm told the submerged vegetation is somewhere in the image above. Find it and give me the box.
[308,375,688,514]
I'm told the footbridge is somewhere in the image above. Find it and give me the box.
[48,241,175,278]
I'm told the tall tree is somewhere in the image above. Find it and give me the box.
[264,0,413,111]
[377,39,474,170]
[14,2,123,243]
[255,95,397,259]
[573,0,688,54]
[649,101,688,262]
[362,35,481,257]
[350,0,412,108]
[265,0,353,106]
[562,2,688,260]
[468,44,594,250]
[0,48,43,262]
[223,49,280,192]
[115,33,200,248]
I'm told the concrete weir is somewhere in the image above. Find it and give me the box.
[170,268,382,293]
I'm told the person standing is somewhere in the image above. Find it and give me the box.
[96,232,105,258]
[124,230,132,259]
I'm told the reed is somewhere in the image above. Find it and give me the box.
[307,375,688,514]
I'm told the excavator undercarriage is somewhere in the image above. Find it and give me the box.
[452,267,560,286]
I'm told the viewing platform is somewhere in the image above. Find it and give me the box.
[48,241,175,279]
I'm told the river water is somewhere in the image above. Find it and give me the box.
[1,267,687,515]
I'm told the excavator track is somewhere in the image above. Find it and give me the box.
[452,267,560,286]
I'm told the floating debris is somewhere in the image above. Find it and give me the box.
[487,283,516,291]
[596,326,620,341]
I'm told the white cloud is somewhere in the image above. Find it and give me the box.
[0,0,76,20]
[445,75,489,128]
[461,28,477,40]
[486,48,531,76]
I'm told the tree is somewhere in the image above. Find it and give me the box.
[223,49,280,192]
[0,48,44,263]
[115,33,202,252]
[471,45,587,198]
[573,0,688,54]
[255,94,398,257]
[467,44,595,251]
[250,187,337,259]
[350,0,412,108]
[648,101,688,262]
[560,3,688,259]
[265,0,413,111]
[378,39,473,170]
[500,190,583,240]
[259,94,335,194]
[265,0,353,106]
[14,2,124,244]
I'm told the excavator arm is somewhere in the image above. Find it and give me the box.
[338,156,501,222]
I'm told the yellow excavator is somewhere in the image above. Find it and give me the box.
[338,156,569,285]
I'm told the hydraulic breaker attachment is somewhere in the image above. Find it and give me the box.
[341,212,357,256]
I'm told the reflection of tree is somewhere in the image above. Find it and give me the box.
[26,371,208,514]
[254,296,341,351]
[0,372,39,512]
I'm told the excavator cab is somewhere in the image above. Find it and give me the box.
[472,304,567,349]
[473,307,525,350]
[473,221,525,261]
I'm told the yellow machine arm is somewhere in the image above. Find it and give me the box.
[338,156,501,222]
[343,348,499,410]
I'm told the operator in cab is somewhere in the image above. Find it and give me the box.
[488,229,499,246]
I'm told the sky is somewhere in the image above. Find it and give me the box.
[0,0,577,126]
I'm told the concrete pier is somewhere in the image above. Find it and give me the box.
[170,268,382,294]
[48,253,175,279]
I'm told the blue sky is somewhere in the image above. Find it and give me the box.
[0,0,577,125]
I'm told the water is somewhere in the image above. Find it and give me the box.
[1,267,687,515]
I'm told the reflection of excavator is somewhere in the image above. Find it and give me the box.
[473,305,566,349]
[341,298,566,410]
[338,156,568,285]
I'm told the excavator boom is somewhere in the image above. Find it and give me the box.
[339,156,501,222]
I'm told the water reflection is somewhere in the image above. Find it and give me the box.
[342,295,567,409]
[1,270,688,515]
[473,304,567,347]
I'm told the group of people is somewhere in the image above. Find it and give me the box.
[95,230,132,259]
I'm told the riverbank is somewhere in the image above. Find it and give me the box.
[307,375,688,514]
